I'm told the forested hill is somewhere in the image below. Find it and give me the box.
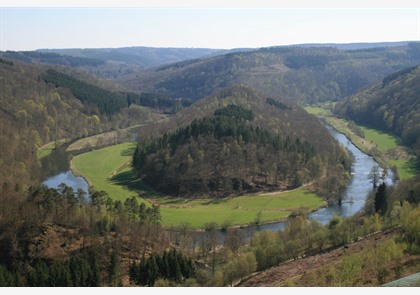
[334,65,420,161]
[0,59,157,204]
[117,42,420,104]
[37,47,241,69]
[133,86,351,199]
[1,47,246,79]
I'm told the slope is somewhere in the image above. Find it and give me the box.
[117,42,420,104]
[0,58,156,205]
[334,65,420,168]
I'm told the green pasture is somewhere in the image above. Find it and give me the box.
[304,106,333,117]
[71,142,324,229]
[158,189,323,229]
[37,139,67,159]
[359,126,399,151]
[388,159,419,181]
[71,142,146,202]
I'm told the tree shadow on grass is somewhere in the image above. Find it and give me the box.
[120,145,136,157]
[109,167,162,198]
[401,160,420,178]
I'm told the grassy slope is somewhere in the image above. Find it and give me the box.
[71,142,324,229]
[305,106,418,180]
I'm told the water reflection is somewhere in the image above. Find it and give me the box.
[43,170,89,196]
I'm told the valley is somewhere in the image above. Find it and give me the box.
[1,40,420,288]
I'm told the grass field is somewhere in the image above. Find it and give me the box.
[359,126,399,151]
[304,106,333,117]
[158,188,323,229]
[37,139,67,159]
[71,142,146,202]
[71,142,324,229]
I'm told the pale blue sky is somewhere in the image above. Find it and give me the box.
[1,6,419,51]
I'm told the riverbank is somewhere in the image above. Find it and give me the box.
[45,115,393,235]
[305,105,418,180]
[69,142,326,229]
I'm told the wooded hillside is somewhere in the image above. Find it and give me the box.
[133,86,351,200]
[117,43,420,104]
[334,65,420,163]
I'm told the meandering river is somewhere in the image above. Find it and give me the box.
[42,123,394,243]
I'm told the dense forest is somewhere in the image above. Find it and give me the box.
[42,69,128,115]
[1,50,105,68]
[334,65,420,163]
[126,92,193,114]
[132,86,352,202]
[133,104,318,196]
[117,42,420,104]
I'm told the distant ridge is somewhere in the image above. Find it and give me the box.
[268,40,415,50]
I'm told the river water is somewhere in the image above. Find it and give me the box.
[42,123,394,243]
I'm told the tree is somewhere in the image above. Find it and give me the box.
[108,250,122,287]
[374,183,388,214]
[204,222,218,275]
[369,166,381,189]
[224,228,244,254]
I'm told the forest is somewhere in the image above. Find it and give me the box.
[0,43,420,287]
[42,69,128,115]
[117,42,420,104]
[133,104,318,196]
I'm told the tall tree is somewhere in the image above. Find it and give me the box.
[374,183,388,214]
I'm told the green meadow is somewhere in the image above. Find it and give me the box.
[359,126,398,151]
[71,142,324,229]
[304,106,333,117]
[71,142,146,202]
[37,139,67,159]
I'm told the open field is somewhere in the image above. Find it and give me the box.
[71,142,324,229]
[71,142,144,202]
[304,106,333,117]
[359,126,398,151]
[158,188,323,229]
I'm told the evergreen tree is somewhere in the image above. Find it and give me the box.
[374,183,388,214]
[138,255,148,286]
[109,250,122,286]
[129,261,138,285]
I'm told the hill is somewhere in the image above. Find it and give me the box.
[132,86,352,200]
[334,65,420,163]
[117,42,420,104]
[238,228,420,287]
[0,58,158,203]
[1,47,249,79]
[38,46,243,69]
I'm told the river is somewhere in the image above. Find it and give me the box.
[41,123,394,243]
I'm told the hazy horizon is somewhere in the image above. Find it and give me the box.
[1,5,419,51]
